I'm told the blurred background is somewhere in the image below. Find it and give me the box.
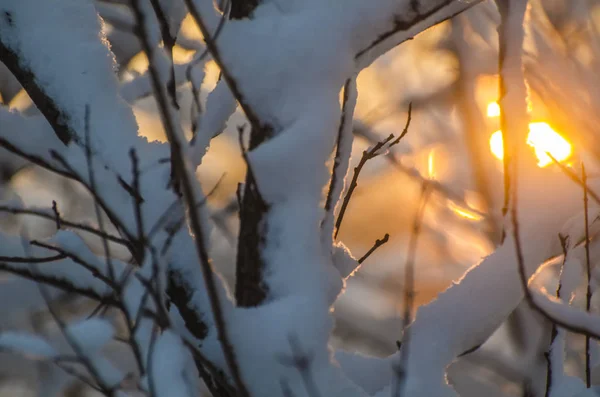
[2,0,600,395]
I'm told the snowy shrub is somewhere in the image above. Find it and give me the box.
[1,0,600,396]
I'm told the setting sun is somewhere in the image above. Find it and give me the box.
[488,123,572,167]
[486,102,572,167]
[487,102,501,117]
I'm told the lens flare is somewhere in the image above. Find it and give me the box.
[488,122,571,167]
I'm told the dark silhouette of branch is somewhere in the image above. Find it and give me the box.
[52,200,61,230]
[235,125,269,306]
[51,150,138,240]
[334,133,395,239]
[358,233,390,264]
[0,205,130,248]
[388,102,412,148]
[0,253,66,263]
[0,137,76,180]
[547,152,600,205]
[129,148,146,263]
[583,163,592,388]
[30,240,118,288]
[355,0,484,60]
[0,261,118,306]
[354,125,484,219]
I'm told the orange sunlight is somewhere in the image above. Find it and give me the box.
[487,103,572,167]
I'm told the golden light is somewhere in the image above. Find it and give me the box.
[488,123,572,167]
[487,102,501,117]
[489,129,505,162]
[447,201,484,221]
[428,149,435,179]
[527,122,572,167]
[486,102,572,167]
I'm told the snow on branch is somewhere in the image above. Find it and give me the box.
[0,0,550,396]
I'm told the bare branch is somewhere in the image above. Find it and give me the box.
[358,233,390,264]
[547,152,600,205]
[334,133,394,239]
[396,184,432,396]
[0,205,130,248]
[0,261,118,307]
[84,105,117,280]
[388,102,412,148]
[583,163,592,388]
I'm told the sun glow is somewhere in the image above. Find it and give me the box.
[428,149,436,179]
[487,103,572,167]
[487,102,501,117]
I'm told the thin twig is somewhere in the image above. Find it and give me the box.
[358,233,390,264]
[130,148,146,264]
[334,133,395,239]
[0,261,118,305]
[51,200,61,230]
[583,162,592,388]
[84,105,116,281]
[354,128,486,221]
[24,241,117,395]
[0,206,130,248]
[547,152,600,205]
[545,233,570,397]
[355,0,483,60]
[183,0,261,130]
[396,184,431,396]
[0,253,66,263]
[388,102,412,148]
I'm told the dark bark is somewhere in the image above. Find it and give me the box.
[229,0,259,19]
[235,125,271,307]
[228,0,271,307]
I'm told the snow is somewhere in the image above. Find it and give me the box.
[0,0,141,171]
[151,330,199,397]
[0,332,57,360]
[335,350,394,395]
[121,63,196,104]
[322,78,358,249]
[531,290,600,338]
[157,0,187,39]
[331,242,361,279]
[190,79,236,167]
[66,318,115,352]
[2,0,571,396]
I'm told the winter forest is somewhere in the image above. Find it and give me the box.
[2,0,600,396]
